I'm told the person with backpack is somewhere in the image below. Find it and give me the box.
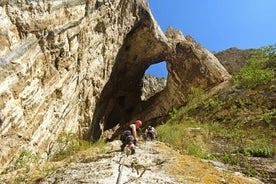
[144,125,157,141]
[120,119,143,154]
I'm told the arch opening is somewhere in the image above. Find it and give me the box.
[141,61,168,101]
[145,61,168,78]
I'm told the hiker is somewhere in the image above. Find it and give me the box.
[144,125,157,141]
[121,134,135,155]
[120,119,143,154]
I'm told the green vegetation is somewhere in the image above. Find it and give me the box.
[244,141,274,157]
[13,175,27,183]
[157,121,215,160]
[1,150,40,175]
[157,87,275,178]
[187,86,204,103]
[221,153,240,165]
[263,110,276,124]
[234,45,275,89]
[38,163,57,177]
[1,132,108,183]
[156,45,276,180]
[51,131,92,161]
[168,107,178,119]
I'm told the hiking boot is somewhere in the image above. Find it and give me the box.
[131,148,135,154]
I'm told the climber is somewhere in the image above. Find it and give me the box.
[143,125,157,141]
[120,119,143,154]
[121,134,135,155]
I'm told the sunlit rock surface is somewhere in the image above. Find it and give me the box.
[141,74,167,101]
[38,141,262,184]
[0,0,230,170]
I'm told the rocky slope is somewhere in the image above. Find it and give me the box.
[0,0,230,170]
[0,141,263,184]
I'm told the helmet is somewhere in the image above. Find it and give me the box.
[135,119,142,127]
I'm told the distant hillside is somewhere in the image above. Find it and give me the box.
[215,47,255,74]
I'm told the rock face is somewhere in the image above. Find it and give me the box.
[141,74,167,101]
[0,0,230,170]
[134,32,231,126]
[215,47,255,74]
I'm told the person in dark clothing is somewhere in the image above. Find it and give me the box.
[143,126,157,141]
[120,120,143,154]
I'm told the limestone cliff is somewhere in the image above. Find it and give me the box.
[141,74,167,101]
[0,0,230,170]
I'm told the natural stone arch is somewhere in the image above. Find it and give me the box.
[136,31,231,125]
[88,19,170,141]
[88,27,231,141]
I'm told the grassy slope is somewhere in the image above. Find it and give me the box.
[156,78,276,183]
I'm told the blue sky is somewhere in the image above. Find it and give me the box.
[145,0,276,78]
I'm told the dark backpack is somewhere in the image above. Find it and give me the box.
[124,135,134,145]
[120,130,132,142]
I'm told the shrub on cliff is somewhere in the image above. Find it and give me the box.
[234,45,275,89]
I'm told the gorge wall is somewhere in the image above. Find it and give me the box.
[0,0,230,170]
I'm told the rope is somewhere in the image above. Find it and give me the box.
[116,146,131,184]
[116,142,147,184]
[116,153,126,184]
